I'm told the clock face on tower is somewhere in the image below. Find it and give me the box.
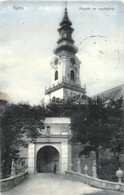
[54,57,58,65]
[70,58,75,65]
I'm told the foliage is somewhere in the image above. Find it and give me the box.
[1,95,123,180]
[104,97,124,167]
[46,99,77,117]
[1,103,46,178]
[71,97,124,174]
[98,158,124,182]
[46,96,88,117]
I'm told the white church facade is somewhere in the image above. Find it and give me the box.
[45,7,85,104]
[28,7,85,174]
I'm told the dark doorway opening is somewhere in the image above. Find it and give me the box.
[36,146,59,173]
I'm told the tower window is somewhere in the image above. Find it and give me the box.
[55,70,58,80]
[70,70,74,80]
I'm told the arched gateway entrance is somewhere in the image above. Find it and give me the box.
[28,117,71,174]
[36,146,60,173]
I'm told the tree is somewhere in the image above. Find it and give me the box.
[1,103,46,178]
[71,97,124,177]
[103,97,124,167]
[71,98,111,173]
[46,96,87,117]
[0,99,8,179]
[98,97,124,181]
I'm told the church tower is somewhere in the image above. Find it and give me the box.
[45,7,85,103]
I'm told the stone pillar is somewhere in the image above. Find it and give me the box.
[68,144,72,171]
[11,159,16,177]
[77,158,81,173]
[92,160,97,178]
[84,164,88,176]
[61,141,68,173]
[28,143,36,173]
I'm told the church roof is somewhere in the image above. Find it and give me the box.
[92,84,124,102]
[59,8,72,27]
[54,7,78,55]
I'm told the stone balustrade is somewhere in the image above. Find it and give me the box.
[65,171,124,192]
[0,171,28,192]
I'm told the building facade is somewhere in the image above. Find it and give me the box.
[45,7,85,104]
[28,117,71,174]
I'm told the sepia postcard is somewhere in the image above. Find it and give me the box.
[0,1,124,195]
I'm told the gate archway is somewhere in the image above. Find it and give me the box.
[36,146,60,173]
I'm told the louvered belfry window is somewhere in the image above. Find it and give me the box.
[70,70,74,80]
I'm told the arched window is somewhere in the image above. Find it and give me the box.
[55,70,58,80]
[70,70,74,80]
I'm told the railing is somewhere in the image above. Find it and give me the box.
[45,81,85,95]
[65,171,124,192]
[0,171,28,192]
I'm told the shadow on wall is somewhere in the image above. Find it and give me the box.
[82,190,124,195]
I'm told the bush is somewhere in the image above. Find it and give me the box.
[98,158,120,182]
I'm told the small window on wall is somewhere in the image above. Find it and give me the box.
[55,70,58,80]
[70,70,74,80]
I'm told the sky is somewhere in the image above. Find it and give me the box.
[0,1,124,105]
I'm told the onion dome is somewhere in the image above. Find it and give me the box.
[54,8,78,55]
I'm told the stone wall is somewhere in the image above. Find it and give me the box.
[0,172,28,192]
[71,143,95,176]
[65,171,124,192]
